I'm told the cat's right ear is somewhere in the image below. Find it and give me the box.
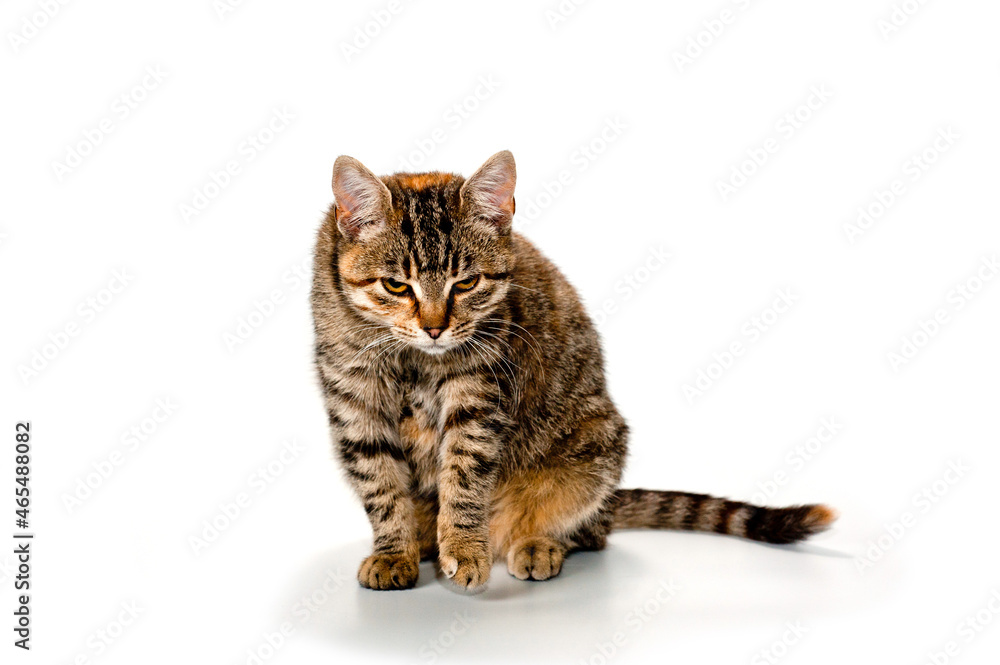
[460,150,516,231]
[332,156,392,241]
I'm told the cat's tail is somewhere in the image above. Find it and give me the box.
[610,489,836,545]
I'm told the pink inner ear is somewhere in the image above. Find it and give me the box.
[466,153,516,221]
[332,182,366,233]
[334,170,372,218]
[488,179,516,216]
[333,160,389,236]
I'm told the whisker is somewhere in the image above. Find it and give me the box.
[480,319,547,381]
[506,282,546,297]
[466,336,519,407]
[465,338,502,416]
[341,322,390,336]
[471,329,517,356]
[370,338,407,365]
[346,334,397,366]
[470,331,521,376]
[467,336,514,377]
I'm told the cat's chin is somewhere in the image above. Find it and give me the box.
[418,345,450,356]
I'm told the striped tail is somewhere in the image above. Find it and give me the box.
[610,489,836,545]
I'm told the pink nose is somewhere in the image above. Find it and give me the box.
[424,327,443,339]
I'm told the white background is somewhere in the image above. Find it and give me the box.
[3,0,999,663]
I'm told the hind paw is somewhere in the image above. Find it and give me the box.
[507,537,566,581]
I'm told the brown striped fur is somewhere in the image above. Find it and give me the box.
[311,151,836,591]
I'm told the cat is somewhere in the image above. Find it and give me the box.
[311,150,836,590]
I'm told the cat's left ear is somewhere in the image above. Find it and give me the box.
[460,150,516,230]
[332,155,392,241]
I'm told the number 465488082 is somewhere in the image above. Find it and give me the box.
[15,422,30,528]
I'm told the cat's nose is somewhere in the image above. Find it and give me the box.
[423,327,444,340]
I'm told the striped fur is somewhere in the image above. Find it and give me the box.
[611,490,836,545]
[311,151,836,591]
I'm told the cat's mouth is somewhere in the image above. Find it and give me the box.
[410,332,471,356]
[393,325,474,355]
[418,334,465,354]
[398,330,457,355]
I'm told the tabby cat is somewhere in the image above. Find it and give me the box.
[311,150,835,590]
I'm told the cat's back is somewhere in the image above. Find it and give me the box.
[508,231,600,354]
[503,232,616,449]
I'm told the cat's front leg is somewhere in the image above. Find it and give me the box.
[342,432,419,589]
[436,377,509,590]
[327,380,419,590]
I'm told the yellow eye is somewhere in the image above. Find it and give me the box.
[453,275,480,292]
[382,278,409,294]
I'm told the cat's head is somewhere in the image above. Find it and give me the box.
[331,151,517,355]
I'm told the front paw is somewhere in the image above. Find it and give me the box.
[358,553,418,590]
[438,540,492,590]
